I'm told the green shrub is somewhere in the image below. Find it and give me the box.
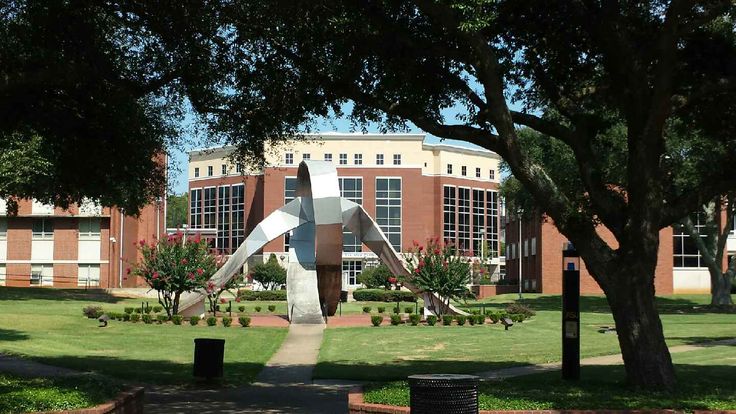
[144,305,152,314]
[251,253,287,290]
[254,306,262,312]
[172,315,183,325]
[426,315,438,326]
[238,305,246,312]
[371,315,383,327]
[142,314,153,324]
[134,308,142,314]
[510,313,525,323]
[267,305,276,312]
[122,313,131,321]
[222,316,232,327]
[393,306,400,314]
[455,315,467,326]
[362,306,372,313]
[152,305,163,313]
[239,316,251,327]
[384,290,418,303]
[352,289,416,302]
[468,314,476,325]
[82,306,103,319]
[105,312,118,320]
[409,314,421,326]
[357,264,394,289]
[487,311,500,324]
[156,314,167,324]
[189,316,200,326]
[206,316,217,326]
[404,306,413,314]
[442,315,454,326]
[377,306,386,313]
[390,314,402,325]
[238,290,288,301]
[506,303,536,319]
[124,307,134,314]
[474,314,486,325]
[130,313,141,323]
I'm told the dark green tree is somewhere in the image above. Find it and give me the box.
[166,193,188,229]
[357,264,395,289]
[251,254,287,291]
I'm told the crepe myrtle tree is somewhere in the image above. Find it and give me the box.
[404,238,471,316]
[119,0,736,389]
[130,233,217,318]
[206,271,244,316]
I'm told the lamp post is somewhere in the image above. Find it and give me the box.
[562,242,580,380]
[517,209,524,300]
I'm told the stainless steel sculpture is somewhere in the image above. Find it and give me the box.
[178,160,465,323]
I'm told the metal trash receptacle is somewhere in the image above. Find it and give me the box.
[409,374,479,414]
[193,338,225,379]
[340,290,348,302]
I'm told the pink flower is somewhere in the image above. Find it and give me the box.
[388,277,397,284]
[187,272,194,280]
[181,258,188,265]
[126,267,131,275]
[139,239,146,246]
[235,297,241,302]
[433,249,440,255]
[414,268,420,274]
[412,240,419,246]
[152,271,159,279]
[418,246,423,251]
[220,298,227,304]
[196,268,204,275]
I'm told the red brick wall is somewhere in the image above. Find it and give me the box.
[52,218,78,287]
[6,218,31,286]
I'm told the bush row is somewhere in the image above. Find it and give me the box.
[352,289,417,302]
[370,312,529,326]
[237,290,288,301]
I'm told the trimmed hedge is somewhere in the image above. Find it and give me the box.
[371,315,383,327]
[238,290,287,301]
[352,289,417,302]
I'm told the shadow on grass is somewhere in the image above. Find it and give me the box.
[29,355,266,386]
[667,336,736,346]
[461,295,718,314]
[0,287,128,304]
[313,360,531,381]
[0,328,30,342]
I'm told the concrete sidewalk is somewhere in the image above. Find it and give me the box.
[0,353,77,378]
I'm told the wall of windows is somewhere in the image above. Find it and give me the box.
[189,184,246,254]
[442,186,499,257]
[232,184,246,249]
[339,177,363,252]
[443,186,456,245]
[203,187,216,228]
[486,190,499,256]
[376,178,402,251]
[217,186,231,253]
[673,214,706,267]
[458,187,471,251]
[342,260,362,286]
[189,189,202,228]
[472,189,485,255]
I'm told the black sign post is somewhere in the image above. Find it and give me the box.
[562,242,580,381]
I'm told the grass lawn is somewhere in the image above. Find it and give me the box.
[0,373,122,414]
[0,287,287,385]
[314,294,736,381]
[363,345,736,410]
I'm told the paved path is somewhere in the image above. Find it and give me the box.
[0,353,77,377]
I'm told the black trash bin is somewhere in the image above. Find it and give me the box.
[340,290,348,303]
[409,374,479,414]
[193,338,225,379]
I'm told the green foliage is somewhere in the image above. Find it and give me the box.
[426,315,438,326]
[172,315,183,325]
[82,306,103,319]
[142,314,153,324]
[222,316,232,327]
[442,315,454,326]
[357,264,394,289]
[238,306,246,312]
[254,306,262,312]
[506,304,536,319]
[134,308,142,314]
[404,306,413,314]
[371,315,383,327]
[468,314,476,325]
[510,313,526,323]
[122,313,130,322]
[238,290,287,301]
[238,316,251,327]
[362,306,372,313]
[409,314,421,326]
[206,316,217,326]
[166,194,188,228]
[130,313,140,323]
[156,314,167,324]
[474,314,486,325]
[251,254,286,290]
[353,289,416,302]
[390,314,402,326]
[152,306,163,313]
[124,307,134,314]
[267,305,276,312]
[392,306,400,314]
[377,306,386,313]
[189,316,200,326]
[455,315,467,326]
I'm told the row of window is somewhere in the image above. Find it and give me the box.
[507,238,537,260]
[446,164,496,180]
[285,153,402,166]
[0,264,100,287]
[0,218,101,240]
[189,184,246,253]
[443,186,500,256]
[193,164,244,178]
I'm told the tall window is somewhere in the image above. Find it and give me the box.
[392,154,401,165]
[217,186,231,253]
[376,154,384,165]
[207,165,213,177]
[339,177,363,252]
[673,214,706,267]
[236,164,243,173]
[78,218,101,239]
[376,178,401,251]
[324,153,332,162]
[447,164,453,174]
[189,188,202,228]
[489,170,495,180]
[342,260,363,286]
[475,167,481,178]
[303,153,311,160]
[31,264,52,286]
[285,153,294,165]
[486,190,499,257]
[461,166,467,176]
[203,187,216,228]
[32,219,53,239]
[339,153,348,165]
[78,264,100,287]
[458,187,471,251]
[194,167,200,178]
[472,189,485,256]
[354,154,363,165]
[443,186,456,245]
[221,164,227,175]
[284,177,298,250]
[0,218,7,239]
[231,184,246,249]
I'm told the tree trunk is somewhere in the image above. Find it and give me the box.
[710,273,734,306]
[172,291,181,317]
[604,268,676,390]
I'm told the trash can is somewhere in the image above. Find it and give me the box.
[409,374,479,414]
[193,338,225,379]
[340,290,348,303]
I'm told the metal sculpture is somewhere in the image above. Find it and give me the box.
[178,160,465,323]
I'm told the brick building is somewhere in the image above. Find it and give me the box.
[0,198,165,288]
[505,212,736,295]
[187,133,502,288]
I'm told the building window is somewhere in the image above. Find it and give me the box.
[475,167,481,178]
[324,153,332,162]
[0,264,5,286]
[203,187,216,229]
[236,164,243,173]
[354,154,363,165]
[447,164,453,174]
[443,186,456,246]
[523,239,529,257]
[285,153,294,165]
[673,215,707,267]
[221,164,227,175]
[376,154,384,165]
[531,237,537,256]
[194,167,200,178]
[489,170,495,180]
[303,153,311,160]
[217,186,231,254]
[78,218,101,239]
[472,189,485,256]
[339,153,348,165]
[392,154,401,165]
[342,260,363,286]
[0,218,6,239]
[231,184,246,249]
[207,165,213,177]
[78,264,100,287]
[339,177,363,252]
[31,264,52,286]
[284,177,298,251]
[486,190,499,257]
[458,187,471,251]
[376,178,402,251]
[461,166,467,176]
[189,188,202,228]
[32,219,53,239]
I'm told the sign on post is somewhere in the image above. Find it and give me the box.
[562,242,580,380]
